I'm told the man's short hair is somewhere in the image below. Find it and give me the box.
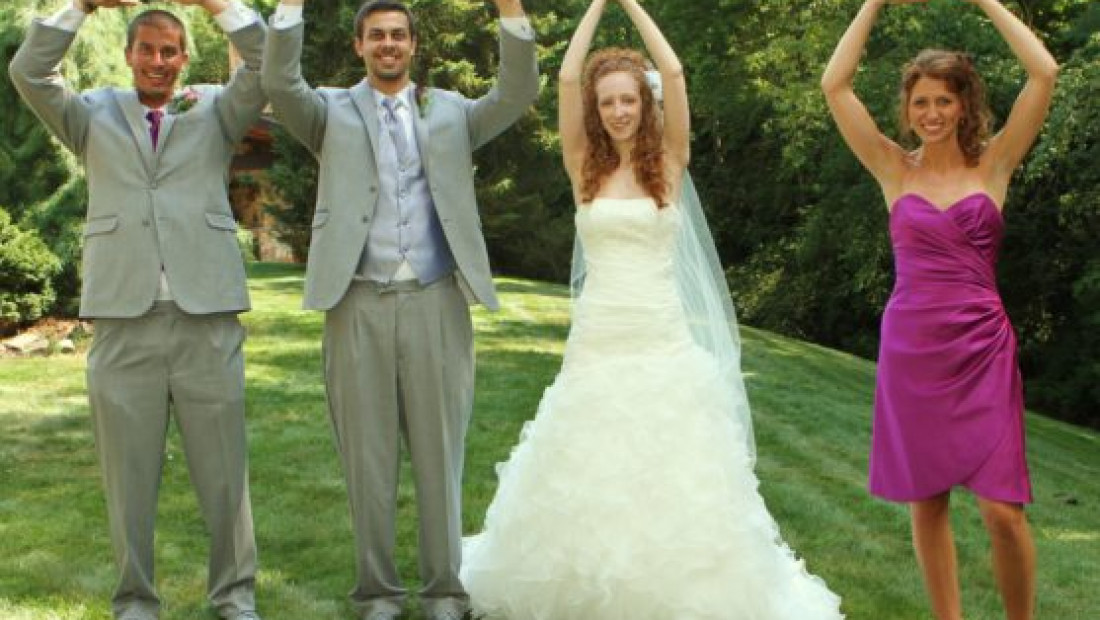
[126,9,188,53]
[354,0,418,42]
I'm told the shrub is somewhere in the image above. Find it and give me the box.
[0,207,61,331]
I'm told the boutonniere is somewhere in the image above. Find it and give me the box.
[166,87,201,115]
[416,85,432,119]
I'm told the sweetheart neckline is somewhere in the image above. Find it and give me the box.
[578,197,679,212]
[891,192,1003,218]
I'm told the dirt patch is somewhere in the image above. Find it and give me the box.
[0,319,92,358]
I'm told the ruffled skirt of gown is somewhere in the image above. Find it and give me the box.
[461,318,843,619]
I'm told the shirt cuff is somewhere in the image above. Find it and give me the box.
[272,4,304,29]
[214,0,257,33]
[500,16,533,40]
[42,1,87,32]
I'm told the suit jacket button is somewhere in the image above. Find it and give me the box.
[362,215,370,223]
[369,186,378,193]
[143,219,151,227]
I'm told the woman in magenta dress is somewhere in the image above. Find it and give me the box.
[821,1,1057,619]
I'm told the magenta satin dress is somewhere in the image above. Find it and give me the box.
[869,193,1032,504]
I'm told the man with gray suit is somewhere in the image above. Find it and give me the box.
[261,1,537,618]
[10,1,266,618]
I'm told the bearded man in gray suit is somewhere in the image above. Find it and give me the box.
[9,1,266,618]
[261,1,537,618]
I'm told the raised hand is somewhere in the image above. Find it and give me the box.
[85,0,141,9]
[169,0,233,15]
[489,0,525,18]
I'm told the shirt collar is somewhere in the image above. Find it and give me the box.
[372,83,414,111]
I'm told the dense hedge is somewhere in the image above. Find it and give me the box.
[0,207,60,329]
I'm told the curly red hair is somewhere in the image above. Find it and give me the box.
[898,49,993,167]
[580,48,668,207]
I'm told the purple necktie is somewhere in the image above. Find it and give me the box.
[146,109,163,150]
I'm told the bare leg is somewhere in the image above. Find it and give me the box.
[910,494,963,620]
[977,498,1036,620]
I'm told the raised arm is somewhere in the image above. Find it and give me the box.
[972,0,1058,183]
[465,0,540,150]
[616,0,688,177]
[821,1,919,191]
[8,0,139,155]
[559,0,608,184]
[176,0,230,13]
[175,0,268,143]
[261,0,329,155]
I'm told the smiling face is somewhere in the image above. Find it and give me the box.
[355,10,417,93]
[125,22,188,108]
[595,71,644,145]
[906,77,963,146]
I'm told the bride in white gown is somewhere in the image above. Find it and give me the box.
[461,1,844,618]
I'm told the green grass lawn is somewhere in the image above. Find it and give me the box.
[1,262,1097,619]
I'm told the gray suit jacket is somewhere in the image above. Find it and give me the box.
[262,21,538,312]
[9,20,267,318]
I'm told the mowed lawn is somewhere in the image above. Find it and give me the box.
[1,262,1097,619]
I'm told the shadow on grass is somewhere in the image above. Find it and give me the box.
[477,317,569,344]
[494,278,571,298]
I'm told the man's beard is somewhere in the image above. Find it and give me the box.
[373,66,409,82]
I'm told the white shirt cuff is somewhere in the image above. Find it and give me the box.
[500,16,533,40]
[272,4,304,29]
[214,0,257,33]
[42,1,87,32]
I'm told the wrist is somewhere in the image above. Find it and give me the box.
[202,0,231,15]
[495,0,524,18]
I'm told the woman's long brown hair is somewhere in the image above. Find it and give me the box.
[580,48,668,206]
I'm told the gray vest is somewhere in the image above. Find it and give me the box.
[358,107,455,284]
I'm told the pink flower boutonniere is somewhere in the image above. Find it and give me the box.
[416,86,432,119]
[167,87,201,115]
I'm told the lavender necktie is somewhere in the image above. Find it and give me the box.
[381,96,409,163]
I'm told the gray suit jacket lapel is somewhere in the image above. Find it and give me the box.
[114,90,155,176]
[349,81,382,163]
[156,112,177,163]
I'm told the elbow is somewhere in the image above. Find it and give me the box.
[8,56,27,90]
[819,61,850,96]
[1035,57,1060,86]
[820,75,850,101]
